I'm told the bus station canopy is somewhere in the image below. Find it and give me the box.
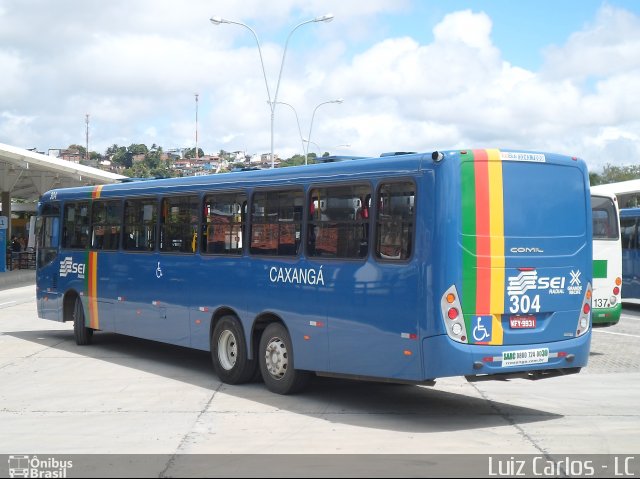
[0,142,126,202]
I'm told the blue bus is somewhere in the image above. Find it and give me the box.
[620,207,640,300]
[35,149,593,394]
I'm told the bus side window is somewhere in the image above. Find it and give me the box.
[250,189,303,257]
[621,218,636,250]
[91,200,122,251]
[202,192,246,255]
[123,199,157,252]
[375,181,415,261]
[307,184,371,259]
[160,195,199,254]
[63,202,90,249]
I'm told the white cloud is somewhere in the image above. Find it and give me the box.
[0,2,639,171]
[543,5,640,81]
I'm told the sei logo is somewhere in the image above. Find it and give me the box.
[59,257,86,278]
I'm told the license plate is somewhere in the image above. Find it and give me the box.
[502,348,549,367]
[509,315,536,329]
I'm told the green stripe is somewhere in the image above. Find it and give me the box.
[593,259,608,279]
[460,152,477,326]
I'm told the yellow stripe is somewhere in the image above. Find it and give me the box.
[487,149,505,315]
[93,185,103,199]
[490,315,504,345]
[487,149,505,345]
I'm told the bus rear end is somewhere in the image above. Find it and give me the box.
[427,149,592,381]
[590,193,622,325]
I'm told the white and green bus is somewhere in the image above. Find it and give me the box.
[590,188,622,325]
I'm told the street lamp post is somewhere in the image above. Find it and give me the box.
[210,14,334,169]
[305,99,343,165]
[270,101,306,159]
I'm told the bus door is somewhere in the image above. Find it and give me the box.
[35,203,61,321]
[84,199,124,332]
[115,196,194,346]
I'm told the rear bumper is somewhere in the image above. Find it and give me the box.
[422,332,591,380]
[592,303,621,325]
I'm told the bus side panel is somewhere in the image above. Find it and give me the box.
[325,260,423,380]
[246,257,329,372]
[109,252,190,346]
[592,240,622,324]
[37,265,61,322]
[187,255,251,352]
[621,210,640,300]
[92,252,116,332]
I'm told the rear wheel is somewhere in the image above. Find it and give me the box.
[73,297,93,345]
[211,315,256,384]
[259,322,310,395]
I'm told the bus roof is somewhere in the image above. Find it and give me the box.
[40,149,587,201]
[620,207,640,218]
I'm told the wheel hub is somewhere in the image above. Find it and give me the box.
[264,337,288,380]
[218,330,237,371]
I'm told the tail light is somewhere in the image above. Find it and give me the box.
[576,283,592,337]
[441,285,468,343]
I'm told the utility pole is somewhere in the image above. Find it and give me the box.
[85,114,90,162]
[195,93,199,160]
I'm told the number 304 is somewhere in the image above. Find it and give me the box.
[509,294,541,313]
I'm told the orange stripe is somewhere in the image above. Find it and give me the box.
[92,185,103,199]
[89,251,99,329]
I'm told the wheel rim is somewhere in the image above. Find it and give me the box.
[264,336,288,380]
[217,330,238,371]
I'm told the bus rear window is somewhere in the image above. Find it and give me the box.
[592,196,619,240]
[497,163,587,238]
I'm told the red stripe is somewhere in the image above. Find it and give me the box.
[474,149,491,314]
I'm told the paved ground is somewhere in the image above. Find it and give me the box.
[0,284,639,476]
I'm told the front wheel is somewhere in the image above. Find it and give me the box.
[73,297,93,345]
[211,315,256,384]
[259,322,310,395]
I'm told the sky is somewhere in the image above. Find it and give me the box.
[1,0,640,171]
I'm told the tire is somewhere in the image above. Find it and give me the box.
[259,322,310,395]
[211,315,256,384]
[73,297,93,345]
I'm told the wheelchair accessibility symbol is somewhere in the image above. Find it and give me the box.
[472,316,493,343]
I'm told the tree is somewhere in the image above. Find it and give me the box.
[67,144,86,158]
[184,147,204,159]
[279,154,306,168]
[591,163,640,185]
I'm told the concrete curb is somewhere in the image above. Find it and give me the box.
[0,269,36,291]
